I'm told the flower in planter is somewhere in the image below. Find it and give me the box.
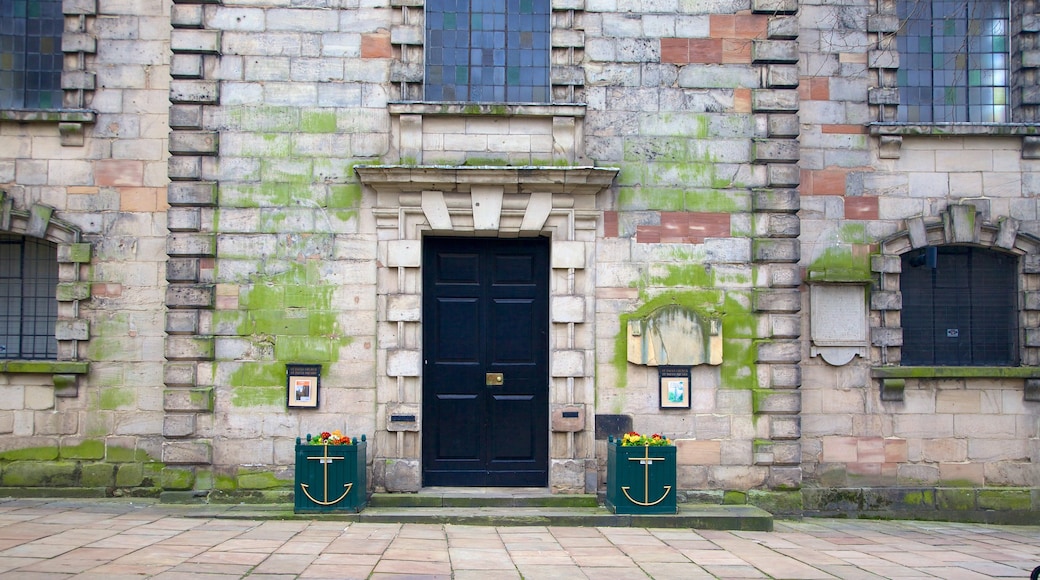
[307,430,352,445]
[620,431,671,446]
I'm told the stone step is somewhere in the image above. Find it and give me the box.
[354,503,774,531]
[367,490,599,509]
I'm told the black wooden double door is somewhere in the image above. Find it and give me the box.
[422,237,549,487]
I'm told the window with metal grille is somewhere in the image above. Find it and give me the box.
[896,0,1010,123]
[0,235,58,360]
[0,0,64,110]
[425,0,551,102]
[900,246,1017,366]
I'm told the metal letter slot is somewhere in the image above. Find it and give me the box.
[485,372,504,386]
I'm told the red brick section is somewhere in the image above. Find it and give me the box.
[637,212,731,244]
[636,225,661,243]
[361,33,392,58]
[662,13,766,65]
[822,124,868,134]
[722,39,752,64]
[95,160,144,187]
[604,211,619,237]
[91,283,123,298]
[801,168,849,196]
[798,77,829,101]
[733,88,752,113]
[119,187,166,212]
[688,39,722,64]
[845,196,879,220]
[660,38,689,63]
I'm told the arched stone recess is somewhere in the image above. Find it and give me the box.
[871,205,1040,401]
[0,194,90,395]
[355,165,617,493]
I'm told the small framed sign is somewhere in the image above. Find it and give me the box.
[287,364,322,409]
[658,366,691,409]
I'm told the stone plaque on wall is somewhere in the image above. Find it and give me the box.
[810,283,868,366]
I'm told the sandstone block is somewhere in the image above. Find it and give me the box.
[163,414,196,438]
[551,350,585,377]
[167,233,216,257]
[162,441,212,465]
[752,188,799,212]
[552,296,585,323]
[752,40,799,64]
[163,388,214,412]
[165,336,215,361]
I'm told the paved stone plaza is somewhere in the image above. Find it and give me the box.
[0,499,1037,579]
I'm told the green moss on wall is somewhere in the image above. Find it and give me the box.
[2,461,78,486]
[99,387,135,410]
[684,189,749,213]
[0,447,59,461]
[237,470,289,490]
[228,262,353,405]
[301,111,338,133]
[611,263,757,392]
[807,223,874,282]
[329,184,361,209]
[105,445,154,463]
[161,467,196,491]
[230,363,284,388]
[618,187,685,211]
[231,385,286,407]
[60,440,105,460]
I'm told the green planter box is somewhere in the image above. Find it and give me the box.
[606,437,677,514]
[294,435,367,513]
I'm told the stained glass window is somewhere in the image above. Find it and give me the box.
[896,0,1009,123]
[425,0,550,103]
[0,0,64,110]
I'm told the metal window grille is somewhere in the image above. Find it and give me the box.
[425,0,551,103]
[900,246,1018,366]
[0,0,64,110]
[896,0,1010,122]
[0,235,58,360]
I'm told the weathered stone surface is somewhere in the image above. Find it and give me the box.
[163,388,214,412]
[164,414,196,438]
[752,239,800,263]
[381,458,421,492]
[166,284,214,308]
[162,441,212,465]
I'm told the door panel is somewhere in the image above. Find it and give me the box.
[423,237,549,487]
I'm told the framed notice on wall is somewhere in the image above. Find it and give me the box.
[287,364,322,409]
[658,366,691,409]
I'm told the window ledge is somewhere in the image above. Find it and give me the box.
[388,101,585,118]
[0,109,95,123]
[871,366,1040,379]
[869,123,1040,137]
[0,360,89,374]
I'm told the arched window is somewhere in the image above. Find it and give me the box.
[900,245,1017,366]
[0,234,58,359]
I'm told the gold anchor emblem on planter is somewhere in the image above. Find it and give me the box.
[620,445,673,507]
[299,445,353,506]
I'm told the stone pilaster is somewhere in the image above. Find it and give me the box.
[163,0,220,474]
[751,5,802,491]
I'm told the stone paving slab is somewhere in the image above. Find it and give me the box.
[0,498,1037,579]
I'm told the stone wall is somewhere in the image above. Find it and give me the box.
[797,0,1040,499]
[0,0,1036,515]
[0,0,171,492]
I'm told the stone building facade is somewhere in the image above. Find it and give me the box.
[0,0,1037,518]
